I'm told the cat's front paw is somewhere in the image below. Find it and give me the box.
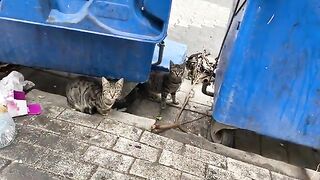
[161,102,166,110]
[99,109,111,116]
[172,100,180,105]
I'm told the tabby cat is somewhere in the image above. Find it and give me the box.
[145,61,185,109]
[66,77,124,115]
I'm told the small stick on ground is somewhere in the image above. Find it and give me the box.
[153,76,203,133]
[152,115,207,134]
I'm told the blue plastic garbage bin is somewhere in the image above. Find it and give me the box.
[0,0,172,82]
[213,0,320,149]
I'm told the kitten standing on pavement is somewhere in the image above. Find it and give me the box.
[145,61,185,109]
[66,77,124,115]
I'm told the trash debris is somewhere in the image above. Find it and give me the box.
[0,105,16,149]
[186,50,215,84]
[0,71,39,117]
[0,63,9,69]
[155,115,162,121]
[27,104,42,115]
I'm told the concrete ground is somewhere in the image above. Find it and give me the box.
[0,89,318,180]
[0,0,320,179]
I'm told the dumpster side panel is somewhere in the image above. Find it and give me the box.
[213,0,320,148]
[0,19,153,82]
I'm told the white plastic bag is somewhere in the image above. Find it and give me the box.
[0,106,16,148]
[0,71,34,117]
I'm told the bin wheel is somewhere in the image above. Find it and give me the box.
[210,128,235,147]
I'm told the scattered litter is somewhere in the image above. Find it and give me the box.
[0,71,40,117]
[186,50,215,84]
[38,95,45,99]
[27,103,42,115]
[0,105,16,149]
[0,63,9,68]
[155,115,162,121]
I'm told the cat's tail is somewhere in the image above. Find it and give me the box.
[136,83,150,99]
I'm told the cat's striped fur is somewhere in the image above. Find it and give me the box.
[66,77,124,115]
[146,61,185,109]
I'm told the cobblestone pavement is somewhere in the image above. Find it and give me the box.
[0,89,319,180]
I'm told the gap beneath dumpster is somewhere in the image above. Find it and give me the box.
[1,65,320,172]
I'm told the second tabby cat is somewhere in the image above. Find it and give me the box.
[66,77,124,115]
[144,61,185,109]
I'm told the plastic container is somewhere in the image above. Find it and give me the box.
[213,0,320,149]
[0,106,16,148]
[0,0,173,82]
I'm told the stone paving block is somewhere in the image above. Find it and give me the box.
[157,105,180,124]
[169,1,231,52]
[227,158,271,180]
[181,173,203,180]
[1,163,60,180]
[58,109,102,128]
[185,101,211,115]
[189,83,213,107]
[91,167,142,180]
[28,117,118,149]
[184,144,227,168]
[29,116,75,135]
[83,146,134,173]
[160,129,317,180]
[271,172,300,180]
[16,107,65,127]
[166,91,188,109]
[0,142,49,166]
[140,131,184,154]
[126,99,161,120]
[180,110,210,138]
[16,126,88,159]
[42,106,66,119]
[113,137,159,162]
[97,118,142,141]
[304,169,320,180]
[36,150,94,180]
[54,136,89,159]
[15,125,48,145]
[26,89,69,108]
[108,111,156,130]
[159,150,206,177]
[206,165,251,180]
[130,159,181,180]
[178,79,192,94]
[0,157,10,171]
[69,125,118,149]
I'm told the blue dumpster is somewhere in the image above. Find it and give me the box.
[214,0,320,149]
[0,0,172,82]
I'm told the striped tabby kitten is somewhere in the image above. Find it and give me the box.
[146,61,185,109]
[66,77,124,115]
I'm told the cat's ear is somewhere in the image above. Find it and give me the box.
[102,77,110,87]
[116,78,124,87]
[170,60,174,67]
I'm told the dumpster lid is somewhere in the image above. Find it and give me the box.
[0,0,172,43]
